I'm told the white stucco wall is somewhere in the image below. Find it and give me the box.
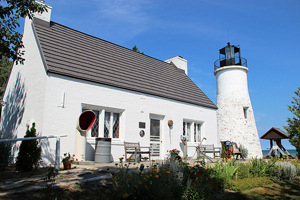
[41,74,218,162]
[215,65,263,158]
[0,17,50,162]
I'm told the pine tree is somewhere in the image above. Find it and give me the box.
[16,123,41,171]
[132,45,144,54]
[284,86,300,157]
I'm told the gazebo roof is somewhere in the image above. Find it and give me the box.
[260,127,289,140]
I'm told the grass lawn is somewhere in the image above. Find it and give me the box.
[215,177,300,200]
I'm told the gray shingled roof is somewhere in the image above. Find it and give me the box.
[33,21,217,109]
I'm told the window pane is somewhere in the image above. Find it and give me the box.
[82,109,99,137]
[187,123,191,142]
[197,124,201,142]
[104,112,111,138]
[113,113,119,138]
[194,124,196,142]
[150,119,160,136]
[183,122,185,135]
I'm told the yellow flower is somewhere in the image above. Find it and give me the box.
[145,185,148,189]
[139,181,142,184]
[155,175,159,178]
[123,193,129,198]
[128,174,133,178]
[166,171,170,173]
[135,185,138,189]
[150,181,152,185]
[113,177,117,181]
[145,175,150,179]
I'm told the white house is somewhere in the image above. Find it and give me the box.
[0,4,218,164]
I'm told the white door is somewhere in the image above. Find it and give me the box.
[150,118,161,158]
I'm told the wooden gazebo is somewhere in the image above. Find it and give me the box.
[260,127,291,158]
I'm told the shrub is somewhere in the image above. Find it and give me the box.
[0,132,11,171]
[249,158,277,177]
[182,164,223,199]
[239,144,248,158]
[236,163,251,179]
[211,158,239,184]
[276,161,297,180]
[111,160,183,200]
[226,176,275,191]
[111,158,223,200]
[16,123,41,171]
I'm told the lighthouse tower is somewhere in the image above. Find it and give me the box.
[214,43,262,158]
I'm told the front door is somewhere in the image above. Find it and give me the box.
[150,118,161,158]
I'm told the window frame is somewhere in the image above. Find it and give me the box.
[82,104,124,140]
[183,120,204,143]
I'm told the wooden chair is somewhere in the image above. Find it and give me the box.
[196,144,221,162]
[232,142,244,160]
[199,144,221,158]
[124,141,151,162]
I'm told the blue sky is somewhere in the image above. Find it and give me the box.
[19,0,300,150]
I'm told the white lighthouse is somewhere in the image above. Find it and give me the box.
[214,43,263,158]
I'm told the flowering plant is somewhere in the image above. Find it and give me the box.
[169,149,180,154]
[221,149,234,159]
[62,153,75,164]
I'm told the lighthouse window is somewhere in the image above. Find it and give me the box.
[243,107,249,119]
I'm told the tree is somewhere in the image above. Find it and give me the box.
[0,0,47,64]
[0,57,12,97]
[16,123,41,171]
[132,45,144,54]
[284,86,300,157]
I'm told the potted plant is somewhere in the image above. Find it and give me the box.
[62,153,74,170]
[169,149,180,157]
[221,149,235,161]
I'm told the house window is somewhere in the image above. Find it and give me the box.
[243,107,249,119]
[104,112,120,138]
[83,108,121,138]
[183,122,191,142]
[183,121,203,143]
[194,123,202,142]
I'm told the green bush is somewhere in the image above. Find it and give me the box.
[211,158,239,184]
[276,161,297,180]
[111,161,182,200]
[226,176,275,191]
[182,164,223,199]
[239,144,248,158]
[249,158,277,177]
[16,123,41,171]
[0,132,11,171]
[111,159,224,200]
[236,163,251,179]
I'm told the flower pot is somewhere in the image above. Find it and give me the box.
[171,152,178,157]
[63,162,71,170]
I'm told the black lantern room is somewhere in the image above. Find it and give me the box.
[214,43,247,70]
